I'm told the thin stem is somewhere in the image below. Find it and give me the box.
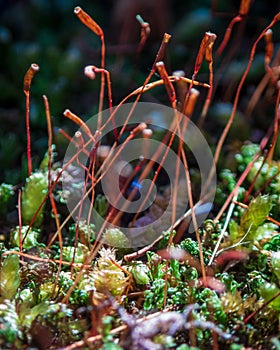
[25,91,32,176]
[98,35,106,128]
[198,61,213,128]
[23,63,39,176]
[183,32,215,113]
[136,14,150,54]
[267,87,280,162]
[216,15,242,56]
[243,149,270,203]
[209,14,280,198]
[216,0,252,55]
[124,199,210,262]
[243,290,280,325]
[2,250,90,268]
[179,90,207,283]
[74,7,105,127]
[43,95,63,298]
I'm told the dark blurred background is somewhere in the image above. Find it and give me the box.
[0,0,279,183]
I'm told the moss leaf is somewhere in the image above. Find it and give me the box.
[240,195,273,238]
[0,255,20,301]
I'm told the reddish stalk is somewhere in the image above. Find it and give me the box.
[86,74,209,208]
[61,33,211,303]
[97,123,147,229]
[84,65,113,112]
[245,46,280,118]
[42,137,99,248]
[114,122,181,231]
[254,169,280,198]
[2,250,91,268]
[87,79,209,235]
[116,73,209,141]
[59,128,78,144]
[27,76,208,260]
[243,149,270,203]
[74,132,93,178]
[267,87,280,163]
[183,32,216,114]
[58,123,146,262]
[94,73,209,147]
[264,29,274,66]
[63,109,94,140]
[44,95,54,195]
[59,130,94,250]
[136,14,150,54]
[59,128,91,160]
[84,65,118,142]
[173,70,188,111]
[74,6,105,128]
[156,61,177,108]
[216,0,251,56]
[142,129,153,159]
[100,35,106,123]
[104,156,146,225]
[214,131,271,224]
[209,13,280,197]
[266,216,280,227]
[180,90,207,284]
[214,157,257,224]
[155,61,178,307]
[71,133,96,274]
[209,98,275,223]
[242,290,280,326]
[118,33,172,140]
[123,198,211,262]
[91,62,209,202]
[171,88,209,284]
[59,129,93,239]
[87,146,98,230]
[63,122,154,287]
[245,79,280,201]
[102,77,209,229]
[43,95,63,298]
[23,63,40,176]
[45,136,101,249]
[216,16,242,56]
[263,29,278,85]
[127,124,178,227]
[198,33,217,128]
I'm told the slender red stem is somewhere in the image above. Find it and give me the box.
[243,149,270,203]
[216,15,243,56]
[23,63,39,176]
[268,88,280,162]
[98,35,106,128]
[207,13,280,200]
[25,92,32,176]
[243,290,280,325]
